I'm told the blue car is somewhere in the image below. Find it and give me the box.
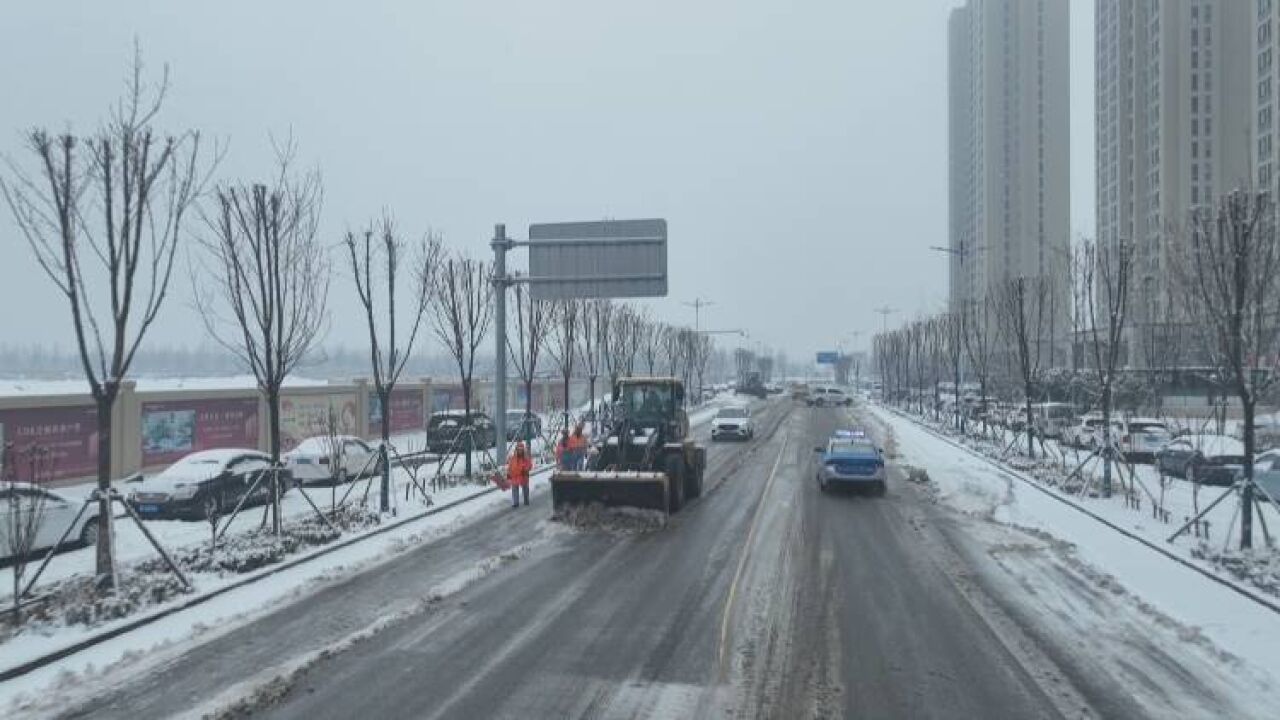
[814,436,886,495]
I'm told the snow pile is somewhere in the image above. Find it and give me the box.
[551,503,667,533]
[1192,547,1280,597]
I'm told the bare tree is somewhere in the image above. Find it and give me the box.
[2,445,51,625]
[345,215,440,512]
[943,309,966,431]
[546,299,583,431]
[995,276,1051,457]
[508,283,553,443]
[1171,191,1280,549]
[603,303,640,388]
[577,299,609,417]
[429,253,494,478]
[1,50,215,585]
[1079,238,1134,495]
[964,293,998,432]
[637,312,663,375]
[196,141,328,534]
[687,331,714,401]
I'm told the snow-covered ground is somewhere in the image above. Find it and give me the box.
[867,403,1280,716]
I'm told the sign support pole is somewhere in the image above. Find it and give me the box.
[492,224,510,474]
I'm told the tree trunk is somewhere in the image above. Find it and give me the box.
[267,389,282,535]
[462,379,473,478]
[1024,395,1034,459]
[379,388,392,513]
[1241,396,1256,549]
[523,382,535,445]
[93,391,117,588]
[562,377,570,432]
[1101,382,1114,497]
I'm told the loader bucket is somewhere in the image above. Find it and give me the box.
[550,470,670,514]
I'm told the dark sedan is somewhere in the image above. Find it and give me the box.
[427,411,497,454]
[127,449,289,520]
[1155,434,1245,486]
[504,410,543,442]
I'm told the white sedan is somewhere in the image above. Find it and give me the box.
[284,435,380,485]
[0,483,99,559]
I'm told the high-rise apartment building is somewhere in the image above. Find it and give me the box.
[948,0,1071,350]
[1095,1,1253,368]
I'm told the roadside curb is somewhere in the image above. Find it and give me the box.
[0,470,553,684]
[879,406,1280,617]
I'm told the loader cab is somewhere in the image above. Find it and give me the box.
[613,378,689,440]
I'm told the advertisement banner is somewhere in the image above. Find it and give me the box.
[0,405,99,482]
[141,397,259,467]
[281,393,358,450]
[370,389,425,437]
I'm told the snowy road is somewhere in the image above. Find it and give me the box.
[39,399,1277,719]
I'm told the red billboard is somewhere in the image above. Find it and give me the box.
[0,405,99,482]
[370,389,424,437]
[140,397,260,467]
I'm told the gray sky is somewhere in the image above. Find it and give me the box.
[0,0,1094,364]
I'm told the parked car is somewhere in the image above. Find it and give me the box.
[711,405,755,441]
[427,411,496,454]
[128,449,286,520]
[1155,434,1246,486]
[1030,402,1076,439]
[1062,413,1107,449]
[283,435,379,485]
[0,483,100,559]
[504,410,543,442]
[1248,449,1280,502]
[1117,418,1172,462]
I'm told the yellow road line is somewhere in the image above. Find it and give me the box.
[717,432,789,677]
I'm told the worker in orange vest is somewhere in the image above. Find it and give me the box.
[508,441,532,507]
[567,422,590,470]
[555,429,572,469]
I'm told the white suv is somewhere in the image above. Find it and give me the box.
[712,406,755,441]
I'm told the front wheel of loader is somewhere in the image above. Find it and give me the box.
[685,450,704,500]
[665,455,685,514]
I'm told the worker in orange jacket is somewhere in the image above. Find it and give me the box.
[567,422,590,470]
[555,429,572,469]
[508,441,532,507]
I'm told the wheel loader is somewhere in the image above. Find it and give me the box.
[551,377,707,516]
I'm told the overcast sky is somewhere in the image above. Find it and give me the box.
[0,0,1094,365]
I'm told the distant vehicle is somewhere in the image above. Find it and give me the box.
[504,410,543,442]
[711,405,755,441]
[1029,402,1076,439]
[1117,418,1172,462]
[809,387,849,407]
[1155,434,1246,486]
[791,383,811,402]
[814,435,886,495]
[736,372,768,399]
[765,383,785,396]
[427,411,496,454]
[1062,413,1109,449]
[284,435,379,485]
[128,449,285,520]
[0,483,100,558]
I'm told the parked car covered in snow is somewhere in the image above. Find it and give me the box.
[1155,434,1245,486]
[711,405,755,441]
[0,483,100,559]
[284,435,379,485]
[1062,413,1108,449]
[128,449,287,520]
[1248,449,1280,502]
